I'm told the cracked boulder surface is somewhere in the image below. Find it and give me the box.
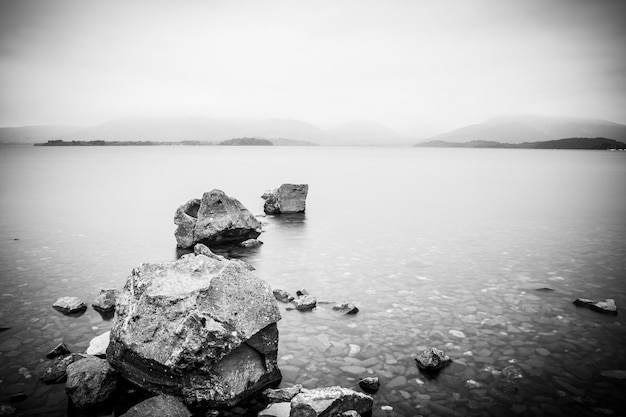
[107,253,281,408]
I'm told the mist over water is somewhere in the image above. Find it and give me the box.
[1,146,625,416]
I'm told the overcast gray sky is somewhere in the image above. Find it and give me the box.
[1,0,625,132]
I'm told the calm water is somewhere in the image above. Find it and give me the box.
[1,146,625,416]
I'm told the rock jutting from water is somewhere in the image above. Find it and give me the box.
[106,252,282,408]
[92,289,119,313]
[38,353,87,384]
[358,376,380,393]
[333,303,359,315]
[414,347,452,372]
[52,296,87,314]
[290,386,373,417]
[46,342,71,359]
[263,184,309,215]
[573,298,618,315]
[174,189,262,249]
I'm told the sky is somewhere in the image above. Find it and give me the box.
[1,0,625,133]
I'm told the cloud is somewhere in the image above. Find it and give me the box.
[1,0,625,128]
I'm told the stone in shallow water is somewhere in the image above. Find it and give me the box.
[332,303,359,315]
[46,342,71,359]
[293,295,317,311]
[273,289,294,303]
[53,297,87,314]
[38,353,87,384]
[502,365,523,380]
[174,189,262,248]
[290,386,373,417]
[92,288,119,313]
[449,329,466,338]
[414,348,451,372]
[573,298,617,315]
[358,377,380,393]
[263,184,308,214]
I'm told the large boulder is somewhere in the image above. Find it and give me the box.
[107,253,282,408]
[263,184,308,214]
[174,189,262,249]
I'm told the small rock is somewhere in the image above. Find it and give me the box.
[38,353,86,384]
[0,404,16,415]
[535,287,554,292]
[573,298,617,315]
[92,289,119,313]
[340,411,361,417]
[502,365,523,380]
[53,297,87,314]
[333,303,359,315]
[381,405,393,411]
[273,289,294,303]
[465,379,482,389]
[86,331,110,357]
[120,394,191,417]
[296,289,310,297]
[263,384,303,402]
[536,348,550,356]
[46,342,71,359]
[359,377,380,393]
[414,348,451,372]
[293,295,317,311]
[290,386,372,417]
[240,238,263,248]
[65,357,118,409]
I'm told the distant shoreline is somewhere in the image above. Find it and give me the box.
[414,137,626,150]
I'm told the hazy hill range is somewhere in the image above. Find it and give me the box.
[0,117,410,146]
[325,120,414,146]
[0,125,84,145]
[427,115,626,144]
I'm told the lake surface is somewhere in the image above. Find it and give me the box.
[1,146,625,416]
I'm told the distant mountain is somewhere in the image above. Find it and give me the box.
[61,117,330,143]
[415,137,626,150]
[0,125,84,145]
[325,120,414,146]
[428,115,626,144]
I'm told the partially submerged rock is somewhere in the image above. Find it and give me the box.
[332,303,359,315]
[46,342,71,359]
[86,331,110,357]
[414,348,451,372]
[120,394,191,417]
[293,295,317,311]
[38,353,87,384]
[290,386,373,417]
[107,253,282,408]
[273,289,294,303]
[65,356,118,409]
[263,184,309,214]
[174,189,262,249]
[358,377,379,393]
[573,298,617,315]
[53,297,87,314]
[92,289,119,313]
